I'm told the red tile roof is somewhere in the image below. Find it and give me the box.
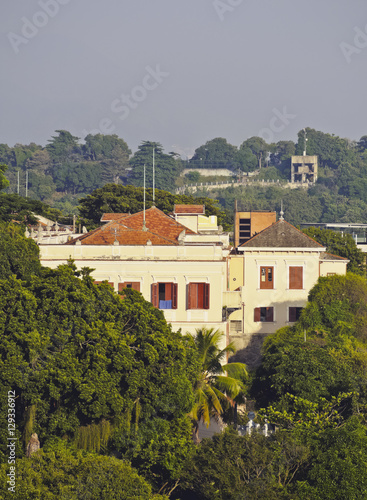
[120,207,196,237]
[101,213,129,222]
[174,204,205,215]
[67,207,195,246]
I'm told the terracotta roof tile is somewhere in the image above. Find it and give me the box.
[101,213,129,222]
[67,207,194,246]
[121,206,196,237]
[174,204,205,215]
[240,220,324,249]
[67,222,178,246]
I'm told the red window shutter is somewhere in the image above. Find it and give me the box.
[132,282,140,292]
[165,283,172,301]
[188,283,194,309]
[197,283,203,309]
[260,267,274,289]
[289,267,303,289]
[172,283,178,309]
[151,283,158,308]
[289,307,297,322]
[204,283,210,309]
[266,307,273,322]
[254,307,261,322]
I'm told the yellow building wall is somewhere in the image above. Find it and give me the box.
[228,256,244,291]
[320,261,348,277]
[242,250,323,336]
[39,244,227,338]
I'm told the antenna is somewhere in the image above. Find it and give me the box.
[152,147,155,205]
[303,128,307,156]
[143,164,147,231]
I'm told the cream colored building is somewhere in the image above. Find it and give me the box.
[39,206,230,349]
[227,217,348,367]
[37,205,348,366]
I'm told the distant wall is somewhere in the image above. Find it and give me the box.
[181,168,234,177]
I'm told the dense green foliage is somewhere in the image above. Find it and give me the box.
[302,226,365,274]
[2,127,367,225]
[188,328,247,442]
[129,141,183,192]
[78,184,231,229]
[252,274,367,407]
[0,265,198,492]
[0,223,41,280]
[0,441,167,499]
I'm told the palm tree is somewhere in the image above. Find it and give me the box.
[188,327,248,443]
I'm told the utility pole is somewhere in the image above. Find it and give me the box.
[152,147,155,205]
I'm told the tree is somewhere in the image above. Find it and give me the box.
[0,223,41,280]
[188,328,247,443]
[251,328,363,409]
[295,128,355,170]
[177,427,309,500]
[189,138,237,169]
[233,146,258,173]
[300,273,367,341]
[83,134,131,184]
[240,137,270,169]
[0,441,167,499]
[0,193,60,224]
[357,135,367,153]
[0,163,9,191]
[270,140,296,178]
[298,417,367,500]
[25,149,52,174]
[302,226,365,274]
[0,266,198,489]
[129,141,182,192]
[78,184,229,229]
[46,130,81,164]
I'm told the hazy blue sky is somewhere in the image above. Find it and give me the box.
[1,0,366,156]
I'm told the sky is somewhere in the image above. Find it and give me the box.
[1,0,366,157]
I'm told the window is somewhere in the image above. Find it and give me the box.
[230,320,242,332]
[187,283,210,309]
[289,266,303,289]
[118,282,140,292]
[260,267,273,289]
[151,283,177,309]
[254,307,274,322]
[289,307,303,322]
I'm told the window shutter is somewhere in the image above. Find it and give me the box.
[266,307,273,322]
[289,307,297,322]
[132,282,140,292]
[289,267,303,289]
[172,283,178,309]
[188,283,193,309]
[204,283,210,309]
[254,307,261,322]
[151,283,158,308]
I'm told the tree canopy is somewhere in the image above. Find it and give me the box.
[78,184,230,229]
[129,141,182,192]
[0,264,198,489]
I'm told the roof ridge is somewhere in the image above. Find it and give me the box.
[240,219,325,249]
